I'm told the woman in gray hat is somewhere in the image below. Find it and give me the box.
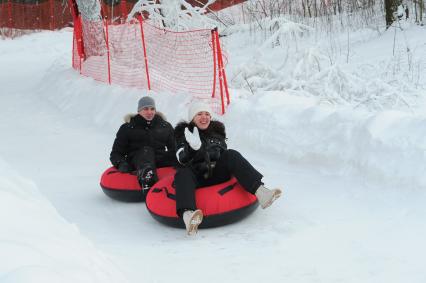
[110,96,176,191]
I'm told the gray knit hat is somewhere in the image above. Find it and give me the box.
[137,96,156,112]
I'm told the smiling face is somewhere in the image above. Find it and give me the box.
[192,111,211,130]
[138,106,156,121]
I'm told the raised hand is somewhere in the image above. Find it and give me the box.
[184,127,202,150]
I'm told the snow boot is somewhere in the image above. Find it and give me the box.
[137,166,158,192]
[183,209,203,236]
[255,185,282,209]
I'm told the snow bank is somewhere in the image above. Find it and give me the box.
[225,90,426,188]
[0,158,127,283]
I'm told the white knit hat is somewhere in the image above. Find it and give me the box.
[188,101,213,121]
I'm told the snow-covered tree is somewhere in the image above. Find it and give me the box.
[76,0,101,21]
[127,0,220,31]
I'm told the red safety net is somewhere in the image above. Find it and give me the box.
[0,0,72,31]
[72,16,230,113]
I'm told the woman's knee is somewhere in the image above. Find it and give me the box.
[175,167,195,181]
[224,149,243,160]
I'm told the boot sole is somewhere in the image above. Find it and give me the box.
[261,189,282,209]
[187,209,203,236]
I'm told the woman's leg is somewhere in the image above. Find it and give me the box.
[175,167,204,235]
[215,149,263,194]
[218,149,282,208]
[174,167,198,216]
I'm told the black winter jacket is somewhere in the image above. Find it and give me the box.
[110,113,176,168]
[175,120,227,177]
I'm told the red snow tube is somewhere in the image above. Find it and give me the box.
[146,175,259,228]
[100,166,176,202]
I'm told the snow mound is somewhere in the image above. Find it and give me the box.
[0,158,127,283]
[226,20,425,112]
[225,91,426,188]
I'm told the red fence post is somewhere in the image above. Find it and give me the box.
[72,29,75,68]
[211,28,217,98]
[120,0,127,23]
[215,30,230,111]
[104,19,112,84]
[35,2,41,30]
[69,0,86,66]
[138,15,151,90]
[215,31,225,114]
[218,47,230,106]
[68,0,79,19]
[213,30,227,114]
[99,0,107,22]
[7,0,12,29]
[49,0,55,30]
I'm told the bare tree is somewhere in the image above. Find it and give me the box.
[237,0,397,32]
[413,0,424,24]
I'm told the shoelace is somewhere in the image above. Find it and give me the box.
[190,216,202,224]
[144,170,154,180]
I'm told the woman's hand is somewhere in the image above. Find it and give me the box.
[184,127,202,150]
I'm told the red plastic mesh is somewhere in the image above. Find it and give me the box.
[73,17,230,113]
[79,19,110,82]
[143,24,217,95]
[0,0,72,30]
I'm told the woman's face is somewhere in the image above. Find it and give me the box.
[193,111,211,130]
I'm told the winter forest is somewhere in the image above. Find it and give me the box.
[1,0,426,282]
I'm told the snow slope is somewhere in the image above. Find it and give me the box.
[0,23,425,283]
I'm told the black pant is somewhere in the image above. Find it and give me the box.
[130,146,156,171]
[174,149,263,215]
[130,146,176,170]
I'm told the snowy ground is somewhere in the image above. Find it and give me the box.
[1,21,426,283]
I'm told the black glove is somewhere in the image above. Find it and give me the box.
[117,161,132,173]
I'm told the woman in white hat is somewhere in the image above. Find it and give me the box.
[174,101,282,235]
